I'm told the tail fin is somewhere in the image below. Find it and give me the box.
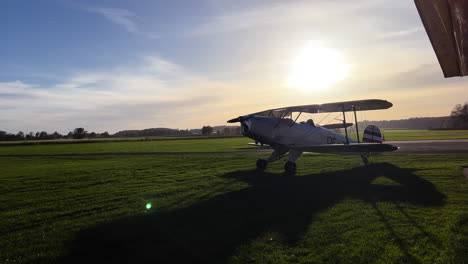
[363,125,383,143]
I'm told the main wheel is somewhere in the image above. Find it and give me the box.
[284,161,297,175]
[256,158,267,170]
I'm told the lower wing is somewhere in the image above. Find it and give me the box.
[291,143,398,154]
[248,142,271,148]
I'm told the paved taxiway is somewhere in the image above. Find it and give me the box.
[241,139,468,155]
[389,139,468,154]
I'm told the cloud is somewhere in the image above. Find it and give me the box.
[87,7,159,39]
[382,63,467,90]
[377,27,424,39]
[0,54,273,134]
[184,0,384,37]
[0,92,38,99]
[96,8,137,32]
[0,57,235,133]
[143,57,181,75]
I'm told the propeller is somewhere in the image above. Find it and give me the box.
[227,115,250,123]
[227,117,242,123]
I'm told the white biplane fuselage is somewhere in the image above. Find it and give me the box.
[243,116,355,148]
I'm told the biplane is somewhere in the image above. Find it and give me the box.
[227,99,399,174]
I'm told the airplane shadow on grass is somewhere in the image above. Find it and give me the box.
[61,163,445,264]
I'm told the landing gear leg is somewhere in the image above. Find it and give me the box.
[284,149,302,175]
[256,158,267,170]
[361,155,369,166]
[256,146,289,171]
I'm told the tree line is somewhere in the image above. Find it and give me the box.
[357,102,468,130]
[1,103,466,141]
[0,128,110,141]
[113,128,195,137]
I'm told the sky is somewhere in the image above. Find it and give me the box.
[1,0,468,134]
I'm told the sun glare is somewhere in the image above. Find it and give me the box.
[287,43,350,91]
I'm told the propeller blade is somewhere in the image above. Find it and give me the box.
[227,117,241,123]
[227,115,251,123]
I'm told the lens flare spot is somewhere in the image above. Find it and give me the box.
[146,203,152,209]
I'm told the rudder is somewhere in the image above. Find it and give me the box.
[363,125,383,143]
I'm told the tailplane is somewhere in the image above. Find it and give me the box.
[362,125,383,143]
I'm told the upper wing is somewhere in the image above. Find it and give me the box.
[415,0,468,77]
[250,99,392,118]
[291,143,398,154]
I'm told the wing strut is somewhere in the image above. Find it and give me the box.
[353,106,360,143]
[294,112,302,122]
[342,106,349,144]
[281,111,290,119]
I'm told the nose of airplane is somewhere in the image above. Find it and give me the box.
[227,117,242,123]
[226,115,253,136]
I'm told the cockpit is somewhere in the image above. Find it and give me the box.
[300,119,315,127]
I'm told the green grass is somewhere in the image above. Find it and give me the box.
[1,152,468,264]
[383,130,468,141]
[0,137,253,155]
[349,129,468,141]
[0,135,241,145]
[1,130,467,156]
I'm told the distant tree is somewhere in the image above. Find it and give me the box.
[67,131,74,139]
[101,131,110,138]
[201,126,213,136]
[26,132,34,140]
[0,131,6,141]
[73,128,87,139]
[35,132,40,139]
[52,131,62,139]
[0,131,28,141]
[449,103,468,129]
[38,131,49,140]
[88,132,97,138]
[16,131,25,140]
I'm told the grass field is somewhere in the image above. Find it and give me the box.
[0,137,253,156]
[0,135,240,145]
[347,129,468,141]
[381,130,468,141]
[1,130,468,156]
[1,139,468,263]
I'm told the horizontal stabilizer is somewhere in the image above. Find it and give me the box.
[320,123,353,129]
[291,143,398,154]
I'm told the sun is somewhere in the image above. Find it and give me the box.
[287,43,350,91]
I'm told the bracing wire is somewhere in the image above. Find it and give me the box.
[317,112,332,125]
